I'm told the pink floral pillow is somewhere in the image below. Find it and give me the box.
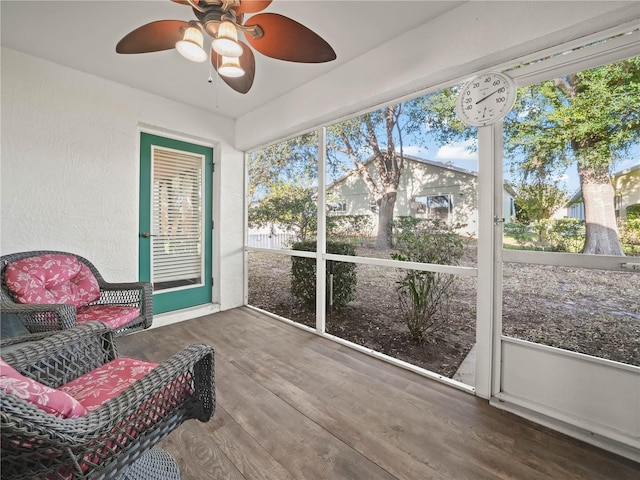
[0,358,87,418]
[4,254,100,308]
[60,357,158,412]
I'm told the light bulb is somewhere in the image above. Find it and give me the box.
[212,21,243,57]
[176,26,207,63]
[218,56,244,78]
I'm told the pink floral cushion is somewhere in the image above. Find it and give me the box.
[76,305,141,329]
[60,357,158,412]
[4,254,100,308]
[0,358,87,418]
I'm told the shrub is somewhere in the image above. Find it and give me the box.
[391,218,466,344]
[326,215,374,244]
[503,222,536,246]
[504,218,585,252]
[619,218,640,256]
[290,241,357,309]
[626,204,640,221]
[544,218,585,253]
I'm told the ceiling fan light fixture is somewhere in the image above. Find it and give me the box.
[218,55,245,78]
[212,20,243,57]
[176,26,208,62]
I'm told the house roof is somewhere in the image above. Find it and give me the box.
[567,161,639,205]
[327,153,477,190]
[613,162,640,177]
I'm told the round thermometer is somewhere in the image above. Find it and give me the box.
[456,72,517,127]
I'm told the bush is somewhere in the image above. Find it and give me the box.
[620,218,640,256]
[290,241,357,309]
[504,218,585,252]
[326,215,374,244]
[544,218,585,252]
[503,222,536,246]
[391,218,466,344]
[626,204,640,221]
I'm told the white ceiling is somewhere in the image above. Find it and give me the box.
[0,0,464,119]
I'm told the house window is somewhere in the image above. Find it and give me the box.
[412,194,453,220]
[614,194,622,218]
[327,201,347,215]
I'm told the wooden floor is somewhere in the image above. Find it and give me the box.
[116,307,640,480]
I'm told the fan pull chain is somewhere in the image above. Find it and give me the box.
[213,56,220,109]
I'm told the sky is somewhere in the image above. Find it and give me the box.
[398,137,640,194]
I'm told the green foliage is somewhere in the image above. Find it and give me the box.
[513,181,568,225]
[248,133,318,202]
[505,58,640,172]
[626,204,640,221]
[248,183,317,242]
[503,222,537,245]
[326,215,374,243]
[503,218,585,252]
[325,100,430,248]
[504,58,639,254]
[543,218,586,252]
[420,83,476,146]
[290,241,357,309]
[619,218,640,256]
[391,218,466,344]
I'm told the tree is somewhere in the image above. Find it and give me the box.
[247,133,318,205]
[504,56,640,255]
[326,101,427,249]
[421,56,640,256]
[248,183,317,242]
[513,179,568,224]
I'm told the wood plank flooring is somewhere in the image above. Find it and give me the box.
[116,307,640,480]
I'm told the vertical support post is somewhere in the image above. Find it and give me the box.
[316,127,327,333]
[243,151,249,306]
[475,123,503,399]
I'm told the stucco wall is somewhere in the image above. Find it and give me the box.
[1,48,245,311]
[328,159,480,235]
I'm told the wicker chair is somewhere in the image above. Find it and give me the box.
[1,250,153,336]
[0,321,215,480]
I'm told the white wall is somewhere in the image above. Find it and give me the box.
[236,1,639,151]
[1,48,245,310]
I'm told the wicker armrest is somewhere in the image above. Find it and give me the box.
[1,322,117,387]
[0,301,77,332]
[94,281,153,329]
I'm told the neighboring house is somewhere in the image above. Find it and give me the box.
[566,163,640,220]
[614,163,640,220]
[326,154,515,237]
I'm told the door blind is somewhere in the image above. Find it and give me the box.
[152,147,204,291]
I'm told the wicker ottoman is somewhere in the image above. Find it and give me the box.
[118,448,180,480]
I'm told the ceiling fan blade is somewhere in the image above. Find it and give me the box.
[235,0,272,14]
[116,20,189,54]
[211,41,256,94]
[170,0,198,5]
[244,13,336,63]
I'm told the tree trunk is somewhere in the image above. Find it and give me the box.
[375,193,396,249]
[579,163,625,256]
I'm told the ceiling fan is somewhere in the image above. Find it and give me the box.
[116,0,336,94]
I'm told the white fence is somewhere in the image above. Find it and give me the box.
[247,233,297,249]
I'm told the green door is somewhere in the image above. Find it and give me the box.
[139,132,213,314]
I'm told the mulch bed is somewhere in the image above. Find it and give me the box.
[248,247,640,379]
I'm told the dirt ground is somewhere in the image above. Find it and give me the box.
[248,247,640,379]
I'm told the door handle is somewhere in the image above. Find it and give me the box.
[140,232,157,238]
